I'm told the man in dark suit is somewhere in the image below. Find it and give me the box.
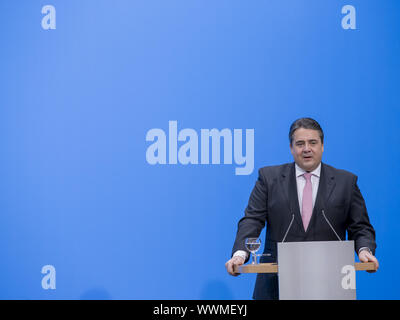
[225,118,379,300]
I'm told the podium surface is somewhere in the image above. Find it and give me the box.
[233,241,376,300]
[234,261,376,273]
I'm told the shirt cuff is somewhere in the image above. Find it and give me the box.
[233,250,249,261]
[358,247,372,255]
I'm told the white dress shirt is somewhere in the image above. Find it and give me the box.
[295,163,321,212]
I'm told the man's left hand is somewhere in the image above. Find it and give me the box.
[358,249,379,273]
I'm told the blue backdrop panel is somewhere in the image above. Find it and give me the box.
[0,0,399,299]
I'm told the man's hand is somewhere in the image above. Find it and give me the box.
[225,256,245,276]
[358,249,379,273]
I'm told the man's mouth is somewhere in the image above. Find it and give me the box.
[303,155,313,160]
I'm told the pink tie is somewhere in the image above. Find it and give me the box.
[302,173,313,231]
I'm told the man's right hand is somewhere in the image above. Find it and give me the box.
[225,256,245,276]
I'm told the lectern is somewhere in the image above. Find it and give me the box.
[234,240,377,300]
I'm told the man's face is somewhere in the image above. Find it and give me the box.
[290,128,324,172]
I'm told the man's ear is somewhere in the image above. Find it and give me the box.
[290,143,294,156]
[322,143,324,153]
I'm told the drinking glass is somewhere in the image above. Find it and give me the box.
[245,237,261,264]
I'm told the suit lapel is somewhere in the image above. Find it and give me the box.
[280,163,305,234]
[322,163,336,205]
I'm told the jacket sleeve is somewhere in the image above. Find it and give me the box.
[231,168,268,261]
[346,175,377,255]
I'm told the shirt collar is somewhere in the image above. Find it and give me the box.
[295,162,321,178]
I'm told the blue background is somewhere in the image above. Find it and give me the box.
[0,0,399,299]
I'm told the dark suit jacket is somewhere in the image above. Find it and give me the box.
[231,162,376,300]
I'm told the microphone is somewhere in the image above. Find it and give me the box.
[321,209,342,241]
[281,214,295,243]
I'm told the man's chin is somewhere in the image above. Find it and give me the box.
[298,161,317,172]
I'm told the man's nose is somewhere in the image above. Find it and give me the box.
[303,143,311,152]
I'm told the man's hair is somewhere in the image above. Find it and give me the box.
[289,118,324,145]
